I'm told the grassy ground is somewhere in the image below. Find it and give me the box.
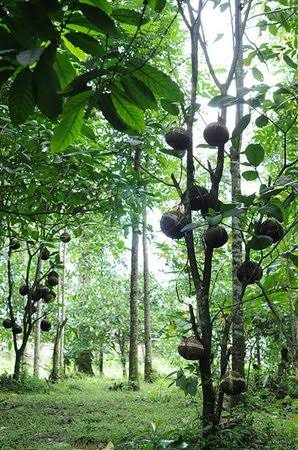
[0,376,297,450]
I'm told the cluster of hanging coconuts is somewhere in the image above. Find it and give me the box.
[2,232,71,334]
[162,123,283,396]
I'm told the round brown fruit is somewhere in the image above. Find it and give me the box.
[203,122,229,147]
[182,185,211,213]
[165,127,190,150]
[60,232,71,243]
[259,219,283,243]
[43,290,55,303]
[204,226,228,248]
[48,275,58,287]
[31,289,41,302]
[41,247,50,260]
[3,319,13,329]
[9,238,20,251]
[160,211,188,240]
[178,337,204,360]
[237,260,263,285]
[38,285,50,300]
[40,319,51,332]
[19,284,29,296]
[220,370,246,396]
[13,324,22,334]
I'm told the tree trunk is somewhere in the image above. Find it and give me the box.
[75,350,94,375]
[50,319,67,383]
[128,148,141,390]
[58,241,66,373]
[33,300,42,377]
[142,197,153,383]
[99,349,104,375]
[13,349,23,381]
[33,257,43,377]
[231,0,245,406]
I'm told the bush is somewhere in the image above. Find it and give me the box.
[0,372,49,393]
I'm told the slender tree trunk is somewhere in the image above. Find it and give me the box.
[287,261,298,369]
[99,349,104,375]
[231,0,245,405]
[58,242,66,373]
[33,257,43,377]
[128,148,141,390]
[13,349,23,380]
[142,197,153,383]
[50,319,67,382]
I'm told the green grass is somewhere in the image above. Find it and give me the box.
[0,377,197,450]
[0,377,297,450]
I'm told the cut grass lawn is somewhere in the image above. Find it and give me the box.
[0,377,297,450]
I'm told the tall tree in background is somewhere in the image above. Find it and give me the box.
[128,148,141,389]
[142,196,153,382]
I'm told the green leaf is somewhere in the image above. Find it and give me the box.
[242,170,258,181]
[53,53,77,89]
[79,0,112,14]
[245,143,265,167]
[283,54,297,69]
[121,76,157,110]
[34,46,63,120]
[16,47,44,66]
[82,124,96,141]
[112,9,148,26]
[247,235,273,250]
[111,92,145,131]
[96,93,128,131]
[131,63,184,102]
[236,194,256,207]
[180,223,200,233]
[148,0,167,12]
[158,148,185,158]
[232,113,251,139]
[260,203,284,223]
[62,36,87,61]
[160,99,179,116]
[65,32,104,57]
[255,115,268,128]
[8,68,35,125]
[214,33,224,43]
[51,91,93,152]
[288,253,298,268]
[252,67,264,82]
[205,214,223,226]
[208,94,237,107]
[80,5,117,35]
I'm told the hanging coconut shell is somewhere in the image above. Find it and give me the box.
[178,336,204,360]
[2,319,13,329]
[19,284,29,296]
[165,127,190,150]
[204,226,228,248]
[220,370,246,396]
[203,122,229,147]
[12,324,22,334]
[38,285,51,300]
[258,219,283,243]
[182,185,211,214]
[160,211,188,240]
[60,232,71,243]
[237,260,263,285]
[9,238,20,251]
[43,289,55,303]
[48,275,58,286]
[31,288,41,302]
[40,319,51,332]
[41,247,50,260]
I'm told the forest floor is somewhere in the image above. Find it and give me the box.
[0,377,297,450]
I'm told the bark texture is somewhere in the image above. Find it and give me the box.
[128,148,141,389]
[230,0,246,406]
[142,197,153,383]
